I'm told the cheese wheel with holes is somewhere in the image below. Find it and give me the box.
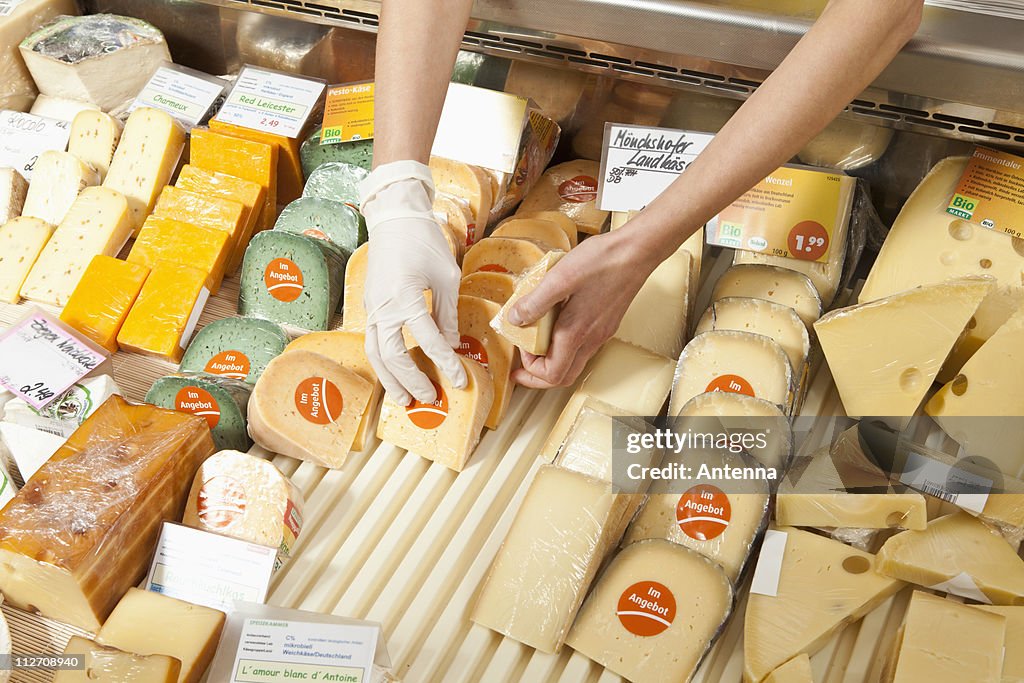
[712,265,822,328]
[458,295,515,430]
[507,210,577,247]
[491,218,571,251]
[492,251,565,355]
[517,160,608,234]
[459,271,516,305]
[462,236,547,277]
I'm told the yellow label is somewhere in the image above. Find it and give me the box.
[711,166,850,263]
[947,147,1024,238]
[320,81,374,145]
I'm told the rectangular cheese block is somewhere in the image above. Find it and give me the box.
[0,0,79,112]
[102,108,185,234]
[0,216,53,303]
[0,167,29,224]
[891,591,1005,683]
[377,349,494,471]
[19,186,134,306]
[459,294,515,429]
[209,119,303,204]
[713,264,822,328]
[175,165,265,273]
[68,110,122,182]
[614,247,692,359]
[764,654,814,683]
[472,465,629,652]
[491,217,571,251]
[59,256,149,352]
[128,216,230,295]
[22,150,100,225]
[492,250,564,354]
[462,236,548,277]
[117,263,210,362]
[249,350,373,468]
[816,277,992,418]
[516,159,607,234]
[145,375,252,453]
[430,156,493,233]
[189,128,278,231]
[0,396,214,632]
[55,636,181,683]
[154,185,247,274]
[180,317,289,385]
[97,587,226,683]
[459,271,516,305]
[566,540,733,681]
[977,605,1024,683]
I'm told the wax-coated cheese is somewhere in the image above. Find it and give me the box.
[21,150,99,225]
[0,396,213,632]
[491,218,571,251]
[625,449,770,582]
[97,587,225,683]
[615,247,692,360]
[209,119,303,204]
[744,527,904,683]
[459,295,515,429]
[59,255,148,352]
[0,0,79,112]
[462,236,547,277]
[492,250,564,355]
[117,263,209,362]
[472,465,629,652]
[876,511,1024,605]
[517,160,608,235]
[19,186,133,306]
[102,108,184,234]
[0,217,53,304]
[0,168,28,224]
[713,265,823,328]
[674,392,792,472]
[68,110,122,181]
[430,157,493,233]
[128,216,230,295]
[154,186,247,274]
[378,349,494,471]
[669,330,794,416]
[816,277,991,418]
[188,128,278,231]
[183,450,303,570]
[697,297,810,379]
[459,271,516,305]
[764,654,814,683]
[890,591,1005,683]
[55,636,181,683]
[502,210,577,248]
[978,605,1024,683]
[249,350,373,468]
[146,375,252,452]
[274,196,366,256]
[180,317,289,385]
[566,539,733,681]
[175,165,265,274]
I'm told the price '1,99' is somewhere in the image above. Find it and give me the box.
[787,221,830,261]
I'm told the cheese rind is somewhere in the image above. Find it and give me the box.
[0,217,53,304]
[516,159,608,234]
[459,271,516,305]
[274,196,366,256]
[458,295,515,430]
[55,636,181,683]
[492,250,565,355]
[117,263,209,362]
[68,110,122,181]
[713,265,822,328]
[21,150,99,225]
[128,216,230,295]
[462,236,547,277]
[59,256,149,352]
[188,128,278,231]
[696,297,810,380]
[0,168,29,224]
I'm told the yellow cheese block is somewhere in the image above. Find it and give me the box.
[60,256,150,353]
[713,264,823,328]
[55,636,182,683]
[209,119,303,204]
[175,165,266,274]
[377,348,494,471]
[509,210,578,247]
[189,127,278,231]
[459,271,516,305]
[493,250,565,355]
[516,159,608,235]
[128,216,230,295]
[430,157,493,234]
[117,263,210,362]
[491,217,571,251]
[977,605,1024,683]
[458,294,516,429]
[462,236,547,277]
[154,185,247,275]
[284,330,383,452]
[0,216,53,304]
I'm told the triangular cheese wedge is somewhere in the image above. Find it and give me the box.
[744,527,903,683]
[876,511,1024,605]
[814,277,992,417]
[764,654,813,683]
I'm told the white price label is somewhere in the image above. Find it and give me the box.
[215,66,325,138]
[750,529,788,597]
[598,124,714,212]
[0,310,107,411]
[0,110,71,180]
[131,64,226,126]
[0,0,27,17]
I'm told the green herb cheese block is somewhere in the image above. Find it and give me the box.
[274,196,366,256]
[300,126,373,180]
[239,230,345,331]
[145,374,252,451]
[302,161,369,209]
[179,317,290,384]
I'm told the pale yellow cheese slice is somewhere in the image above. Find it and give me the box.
[458,295,515,430]
[492,250,565,355]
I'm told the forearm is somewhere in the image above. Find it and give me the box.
[372,0,474,166]
[624,0,923,264]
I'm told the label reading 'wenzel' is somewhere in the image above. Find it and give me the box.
[947,147,1024,238]
[216,66,326,138]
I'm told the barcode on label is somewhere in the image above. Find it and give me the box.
[899,451,992,514]
[918,481,957,504]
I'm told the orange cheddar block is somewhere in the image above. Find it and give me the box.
[60,256,150,353]
[153,186,246,274]
[209,119,304,204]
[189,128,278,232]
[175,165,265,273]
[117,263,210,362]
[127,216,230,295]
[0,395,214,632]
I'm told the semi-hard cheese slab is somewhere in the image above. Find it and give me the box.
[146,375,252,452]
[614,246,692,360]
[239,230,345,332]
[21,150,99,225]
[300,126,373,179]
[377,349,494,471]
[59,255,149,352]
[55,637,182,683]
[0,216,53,304]
[516,159,608,235]
[275,196,366,256]
[302,161,369,208]
[674,392,793,473]
[209,119,304,204]
[117,263,209,362]
[189,128,278,231]
[128,216,231,295]
[459,295,515,429]
[492,250,565,355]
[472,465,629,653]
[566,540,734,682]
[459,271,517,305]
[0,396,214,632]
[509,210,578,247]
[977,605,1024,683]
[179,317,290,385]
[712,264,823,328]
[249,350,373,468]
[491,218,572,251]
[154,186,247,273]
[697,297,811,379]
[68,110,122,182]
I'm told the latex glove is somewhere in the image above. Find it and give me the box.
[359,160,467,406]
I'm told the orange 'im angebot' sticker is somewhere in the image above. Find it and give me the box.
[196,475,247,530]
[705,373,755,397]
[558,175,598,203]
[676,484,732,541]
[295,377,344,425]
[264,257,305,303]
[457,335,489,369]
[175,386,221,429]
[617,580,677,637]
[204,350,251,381]
[406,380,449,429]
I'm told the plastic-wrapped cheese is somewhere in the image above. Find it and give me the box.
[183,450,303,570]
[128,216,231,295]
[249,350,373,468]
[0,168,28,224]
[516,159,608,235]
[0,217,54,304]
[21,150,100,225]
[189,128,278,232]
[798,117,894,171]
[275,196,366,256]
[674,392,793,473]
[146,374,252,452]
[180,318,289,385]
[55,637,181,683]
[377,349,493,471]
[554,403,658,483]
[614,246,692,360]
[458,294,515,430]
[565,540,734,681]
[209,119,303,204]
[0,0,79,112]
[491,218,571,251]
[300,126,373,179]
[434,193,473,256]
[507,210,577,247]
[302,161,368,208]
[154,186,247,274]
[68,110,121,181]
[462,236,547,277]
[492,250,565,355]
[430,157,493,234]
[459,271,516,305]
[0,396,214,632]
[712,264,822,328]
[117,263,209,362]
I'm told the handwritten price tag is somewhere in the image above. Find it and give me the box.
[214,66,325,138]
[0,110,71,180]
[0,310,107,410]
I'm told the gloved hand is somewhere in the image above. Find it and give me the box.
[359,160,467,406]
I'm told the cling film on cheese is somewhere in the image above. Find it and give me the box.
[179,317,290,385]
[146,373,253,453]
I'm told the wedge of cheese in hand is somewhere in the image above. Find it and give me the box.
[59,255,149,352]
[815,277,992,418]
[377,348,494,471]
[249,350,373,469]
[68,110,122,182]
[458,295,515,430]
[713,264,823,328]
[491,217,571,251]
[342,243,423,347]
[492,250,565,355]
[462,236,548,277]
[517,159,608,235]
[55,637,181,683]
[0,217,53,304]
[21,150,99,225]
[459,271,517,305]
